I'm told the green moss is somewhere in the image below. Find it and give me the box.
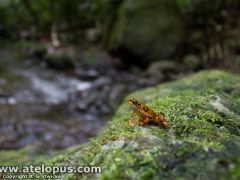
[50,70,238,179]
[3,70,240,179]
[230,157,240,179]
[0,145,47,166]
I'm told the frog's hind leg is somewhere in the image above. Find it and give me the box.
[128,112,139,126]
[138,117,150,126]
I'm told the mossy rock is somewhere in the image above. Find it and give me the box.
[58,70,240,179]
[2,70,240,179]
[106,0,184,66]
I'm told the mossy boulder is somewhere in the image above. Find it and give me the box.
[1,70,240,179]
[106,0,184,66]
[56,70,240,179]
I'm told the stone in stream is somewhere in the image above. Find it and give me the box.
[45,51,75,70]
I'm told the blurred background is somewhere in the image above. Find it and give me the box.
[0,0,240,155]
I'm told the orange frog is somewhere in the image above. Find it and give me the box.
[128,98,169,128]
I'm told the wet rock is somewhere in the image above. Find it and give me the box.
[76,69,99,81]
[75,81,92,91]
[32,46,47,59]
[0,92,17,105]
[45,51,75,70]
[19,41,47,59]
[93,77,111,87]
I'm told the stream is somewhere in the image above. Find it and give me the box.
[0,67,106,152]
[0,44,185,154]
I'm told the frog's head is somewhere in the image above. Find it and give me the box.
[128,98,141,108]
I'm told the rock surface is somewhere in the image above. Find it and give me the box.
[109,0,184,65]
[1,70,240,179]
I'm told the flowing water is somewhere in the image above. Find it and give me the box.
[0,44,178,154]
[0,67,106,152]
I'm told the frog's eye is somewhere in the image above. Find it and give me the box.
[133,100,138,104]
[128,99,134,104]
[143,106,149,112]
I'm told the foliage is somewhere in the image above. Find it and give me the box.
[175,0,240,68]
[1,0,240,68]
[0,0,108,41]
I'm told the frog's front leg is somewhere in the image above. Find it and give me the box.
[128,112,139,126]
